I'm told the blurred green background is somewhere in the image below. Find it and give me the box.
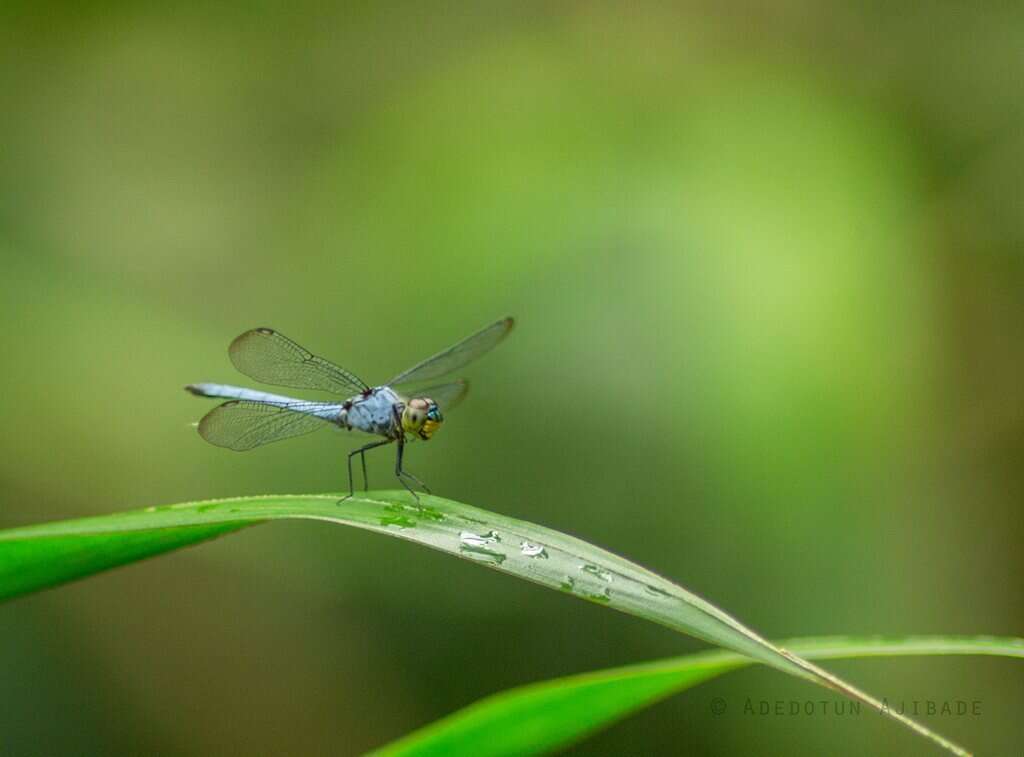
[1,2,1022,755]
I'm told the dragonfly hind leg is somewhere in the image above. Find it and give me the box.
[340,439,390,502]
[395,438,431,502]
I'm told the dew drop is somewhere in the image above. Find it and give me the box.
[580,564,613,583]
[459,530,500,548]
[458,531,506,565]
[519,541,547,558]
[644,585,673,599]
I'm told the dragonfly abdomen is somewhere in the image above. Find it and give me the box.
[186,383,295,403]
[185,383,343,422]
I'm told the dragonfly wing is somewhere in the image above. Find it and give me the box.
[197,400,336,451]
[229,328,369,395]
[388,317,514,386]
[412,380,469,412]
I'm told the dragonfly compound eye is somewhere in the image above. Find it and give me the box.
[401,397,442,440]
[402,398,435,438]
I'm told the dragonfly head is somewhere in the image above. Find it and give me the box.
[402,397,443,440]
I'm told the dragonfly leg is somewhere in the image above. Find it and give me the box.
[394,437,431,501]
[340,439,390,502]
[359,447,370,491]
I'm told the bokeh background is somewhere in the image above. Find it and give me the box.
[2,3,1022,755]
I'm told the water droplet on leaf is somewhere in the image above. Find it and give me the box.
[519,541,547,558]
[581,564,613,582]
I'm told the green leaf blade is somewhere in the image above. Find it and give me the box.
[370,636,1024,757]
[0,522,248,601]
[0,493,812,678]
[0,493,987,755]
[371,662,730,757]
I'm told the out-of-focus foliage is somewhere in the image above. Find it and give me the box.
[1,3,1022,755]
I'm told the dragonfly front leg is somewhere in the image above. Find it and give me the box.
[341,439,391,501]
[394,436,431,501]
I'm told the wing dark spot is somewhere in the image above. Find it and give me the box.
[255,327,274,334]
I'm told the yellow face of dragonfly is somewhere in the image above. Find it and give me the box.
[402,397,443,440]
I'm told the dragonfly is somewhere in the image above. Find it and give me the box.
[186,317,514,500]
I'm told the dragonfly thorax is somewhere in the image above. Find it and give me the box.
[338,386,405,438]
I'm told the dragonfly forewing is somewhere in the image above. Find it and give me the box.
[229,328,369,395]
[387,317,513,386]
